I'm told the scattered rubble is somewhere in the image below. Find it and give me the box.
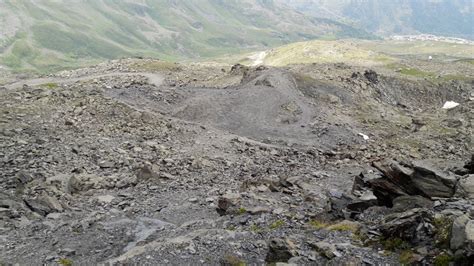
[0,58,472,264]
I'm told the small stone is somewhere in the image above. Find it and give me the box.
[310,241,337,259]
[46,213,62,220]
[97,195,115,204]
[137,165,159,180]
[216,193,241,215]
[189,198,198,203]
[257,184,269,192]
[273,208,285,215]
[59,248,76,256]
[98,160,115,168]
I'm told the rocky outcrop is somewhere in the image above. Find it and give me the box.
[266,238,295,263]
[371,159,458,203]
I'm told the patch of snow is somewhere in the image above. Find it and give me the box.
[442,101,460,109]
[358,133,369,140]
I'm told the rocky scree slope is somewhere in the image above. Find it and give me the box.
[0,59,473,264]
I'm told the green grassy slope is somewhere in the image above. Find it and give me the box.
[0,0,375,73]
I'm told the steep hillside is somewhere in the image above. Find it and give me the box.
[0,0,373,73]
[281,0,474,39]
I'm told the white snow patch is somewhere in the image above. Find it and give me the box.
[442,101,460,109]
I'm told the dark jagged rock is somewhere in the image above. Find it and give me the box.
[364,70,378,84]
[230,64,249,76]
[392,195,433,212]
[411,160,457,198]
[216,193,241,216]
[326,191,355,219]
[371,159,457,203]
[24,194,64,217]
[265,238,295,263]
[465,154,474,174]
[379,208,434,243]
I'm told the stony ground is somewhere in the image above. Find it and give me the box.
[0,59,473,265]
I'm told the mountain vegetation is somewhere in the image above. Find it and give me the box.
[0,0,374,73]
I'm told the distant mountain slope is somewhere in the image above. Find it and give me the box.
[0,0,374,73]
[281,0,474,39]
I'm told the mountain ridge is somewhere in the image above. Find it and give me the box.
[279,0,474,40]
[0,0,374,73]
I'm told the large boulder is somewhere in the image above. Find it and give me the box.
[411,160,457,198]
[372,159,458,202]
[216,193,241,215]
[379,208,434,243]
[372,160,422,204]
[450,215,474,262]
[457,175,474,199]
[24,193,64,216]
[392,195,433,212]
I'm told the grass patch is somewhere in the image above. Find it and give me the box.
[327,221,360,233]
[399,250,415,265]
[250,224,263,233]
[308,220,330,229]
[237,207,247,215]
[399,67,434,78]
[434,253,453,266]
[433,216,453,248]
[58,258,73,266]
[382,238,411,251]
[32,22,128,59]
[269,220,285,230]
[262,40,393,66]
[222,254,246,266]
[41,82,59,89]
